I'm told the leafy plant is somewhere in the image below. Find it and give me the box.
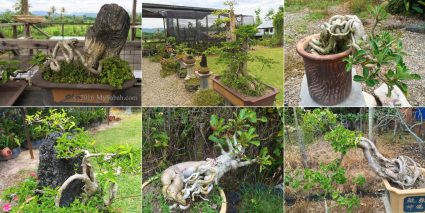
[0,60,20,84]
[208,109,271,171]
[387,0,425,15]
[100,57,134,89]
[207,1,276,96]
[344,6,421,96]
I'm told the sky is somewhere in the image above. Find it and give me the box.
[0,0,139,14]
[142,0,283,28]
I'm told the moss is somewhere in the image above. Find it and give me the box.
[185,78,200,92]
[42,57,133,89]
[196,66,210,74]
[192,89,224,106]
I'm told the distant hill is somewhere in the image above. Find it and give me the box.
[29,11,97,18]
[142,28,164,33]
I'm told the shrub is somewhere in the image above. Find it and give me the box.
[100,57,134,89]
[349,0,370,13]
[192,89,224,106]
[387,0,425,15]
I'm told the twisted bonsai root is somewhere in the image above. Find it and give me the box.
[358,137,421,189]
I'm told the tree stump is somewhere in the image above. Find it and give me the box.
[84,3,130,72]
[37,132,84,207]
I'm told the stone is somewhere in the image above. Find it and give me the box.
[406,24,425,34]
[299,70,366,107]
[374,83,411,107]
[84,3,130,71]
[363,92,377,107]
[37,132,84,207]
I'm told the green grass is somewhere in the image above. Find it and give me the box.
[239,185,283,213]
[208,46,284,106]
[0,24,141,40]
[90,112,141,213]
[285,0,344,12]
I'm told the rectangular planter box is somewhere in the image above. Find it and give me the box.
[383,168,425,213]
[31,71,137,106]
[212,76,278,106]
[0,80,27,106]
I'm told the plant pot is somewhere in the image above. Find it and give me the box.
[142,177,227,213]
[296,34,352,105]
[31,71,137,106]
[212,76,278,106]
[11,147,21,159]
[0,147,12,160]
[0,80,28,106]
[383,168,425,212]
[22,140,43,150]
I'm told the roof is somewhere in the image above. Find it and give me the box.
[257,20,273,29]
[142,3,217,19]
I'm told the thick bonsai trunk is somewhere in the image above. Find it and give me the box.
[161,135,256,210]
[357,137,421,189]
[83,3,130,74]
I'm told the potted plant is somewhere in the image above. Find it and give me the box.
[0,134,12,160]
[0,60,29,106]
[297,6,420,106]
[30,4,137,106]
[209,1,278,106]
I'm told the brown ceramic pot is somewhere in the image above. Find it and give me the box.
[0,147,12,159]
[297,34,352,105]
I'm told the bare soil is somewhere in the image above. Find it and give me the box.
[285,133,424,212]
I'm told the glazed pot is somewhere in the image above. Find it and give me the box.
[383,168,425,213]
[11,147,21,159]
[297,34,352,105]
[0,147,12,160]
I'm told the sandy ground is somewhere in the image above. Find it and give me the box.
[0,150,39,194]
[141,58,194,106]
[284,7,425,106]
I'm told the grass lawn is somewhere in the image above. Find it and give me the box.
[208,45,284,106]
[90,111,141,213]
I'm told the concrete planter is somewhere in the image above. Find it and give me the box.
[31,71,136,106]
[383,168,425,212]
[212,76,278,106]
[142,177,227,212]
[297,34,352,106]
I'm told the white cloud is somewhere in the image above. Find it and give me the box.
[0,0,140,13]
[142,0,282,28]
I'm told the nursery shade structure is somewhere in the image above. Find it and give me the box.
[142,3,254,42]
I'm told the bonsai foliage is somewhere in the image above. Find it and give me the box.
[161,109,273,210]
[287,109,424,212]
[207,0,275,96]
[344,6,421,96]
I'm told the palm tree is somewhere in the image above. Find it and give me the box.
[50,6,56,19]
[60,7,65,21]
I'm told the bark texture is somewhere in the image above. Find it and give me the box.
[84,3,130,73]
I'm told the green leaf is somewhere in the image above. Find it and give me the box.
[249,140,260,146]
[353,75,364,82]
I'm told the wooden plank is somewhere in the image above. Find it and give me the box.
[0,39,140,50]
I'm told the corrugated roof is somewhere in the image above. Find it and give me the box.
[257,20,273,29]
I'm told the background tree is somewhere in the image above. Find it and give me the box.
[14,0,30,15]
[272,6,283,46]
[60,7,65,21]
[255,8,262,26]
[50,6,56,19]
[265,8,274,20]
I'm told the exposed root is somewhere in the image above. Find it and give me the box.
[161,134,257,210]
[358,137,422,189]
[308,15,367,54]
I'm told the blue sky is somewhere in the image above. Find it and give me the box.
[0,0,138,13]
[142,0,283,28]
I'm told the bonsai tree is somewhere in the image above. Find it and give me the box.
[160,109,272,210]
[286,109,424,212]
[306,6,420,99]
[208,0,275,97]
[197,54,210,74]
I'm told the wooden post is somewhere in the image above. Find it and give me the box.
[61,23,64,37]
[131,0,137,41]
[12,25,18,38]
[22,108,34,160]
[25,24,31,38]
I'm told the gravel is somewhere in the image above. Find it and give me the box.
[284,10,425,106]
[141,58,194,106]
